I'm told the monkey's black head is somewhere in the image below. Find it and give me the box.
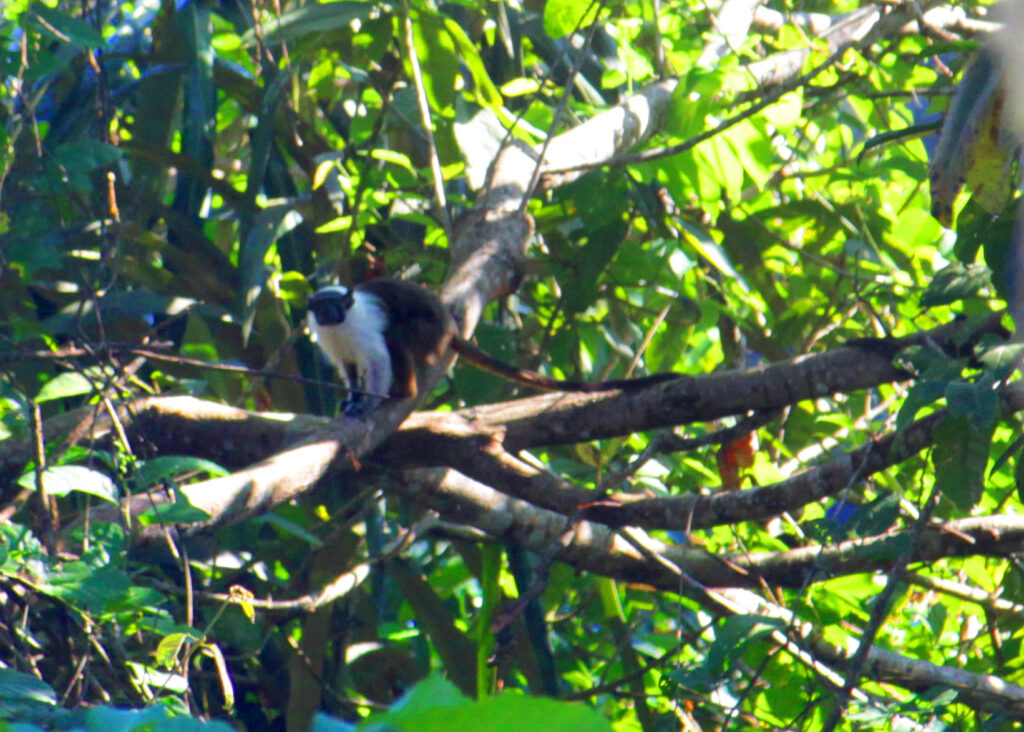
[307,286,355,326]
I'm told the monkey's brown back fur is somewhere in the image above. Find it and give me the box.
[357,278,454,399]
[359,278,676,399]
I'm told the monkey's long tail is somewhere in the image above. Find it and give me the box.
[450,337,677,393]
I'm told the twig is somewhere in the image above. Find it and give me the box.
[821,480,943,731]
[2,343,358,395]
[906,573,1024,618]
[402,3,451,239]
[30,403,57,554]
[521,0,606,210]
[542,2,938,179]
[596,409,780,493]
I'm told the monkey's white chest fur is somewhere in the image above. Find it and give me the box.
[308,291,393,399]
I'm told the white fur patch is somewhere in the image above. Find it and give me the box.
[308,290,393,398]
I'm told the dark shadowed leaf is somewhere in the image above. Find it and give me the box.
[920,263,992,308]
[933,414,994,511]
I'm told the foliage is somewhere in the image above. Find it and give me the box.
[0,0,1019,730]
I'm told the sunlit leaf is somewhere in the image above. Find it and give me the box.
[410,11,459,111]
[34,372,94,403]
[500,78,541,97]
[929,48,1014,225]
[17,465,119,503]
[136,491,211,526]
[155,629,201,668]
[543,0,600,38]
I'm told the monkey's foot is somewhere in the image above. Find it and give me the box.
[341,395,383,417]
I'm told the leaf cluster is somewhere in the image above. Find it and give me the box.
[0,0,1021,730]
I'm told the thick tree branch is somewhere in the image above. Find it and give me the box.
[395,467,1024,591]
[462,315,1005,450]
[576,410,945,530]
[539,0,949,183]
[724,588,1024,713]
[11,315,1005,538]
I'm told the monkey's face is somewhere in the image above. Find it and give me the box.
[307,287,355,326]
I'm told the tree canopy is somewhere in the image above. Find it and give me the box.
[0,0,1019,729]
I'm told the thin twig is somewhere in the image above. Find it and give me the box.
[30,403,57,554]
[2,343,357,395]
[521,0,606,210]
[821,481,943,730]
[402,4,452,239]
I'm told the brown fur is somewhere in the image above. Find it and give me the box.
[357,278,676,398]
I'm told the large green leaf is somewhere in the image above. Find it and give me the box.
[244,2,375,45]
[0,668,57,705]
[240,203,305,344]
[920,262,992,308]
[353,675,611,732]
[17,465,119,503]
[34,372,95,403]
[933,414,995,511]
[29,3,104,48]
[410,11,459,112]
[543,0,600,38]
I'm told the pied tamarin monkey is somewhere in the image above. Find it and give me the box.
[306,278,676,415]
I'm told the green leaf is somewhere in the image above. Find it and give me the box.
[136,491,211,526]
[894,380,946,433]
[410,11,459,111]
[41,565,131,612]
[54,139,122,174]
[1015,453,1024,505]
[34,371,94,403]
[857,122,940,165]
[500,78,541,97]
[245,2,375,45]
[30,3,104,48]
[975,341,1024,371]
[273,271,314,306]
[240,70,289,241]
[0,668,57,705]
[84,703,236,730]
[680,221,747,288]
[357,675,612,732]
[707,615,785,679]
[313,713,357,731]
[240,204,304,344]
[0,523,45,570]
[543,0,600,38]
[920,262,991,308]
[945,375,998,430]
[933,414,994,511]
[136,456,229,490]
[847,493,900,537]
[254,513,325,547]
[156,629,203,668]
[442,17,502,108]
[369,148,416,174]
[17,465,119,503]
